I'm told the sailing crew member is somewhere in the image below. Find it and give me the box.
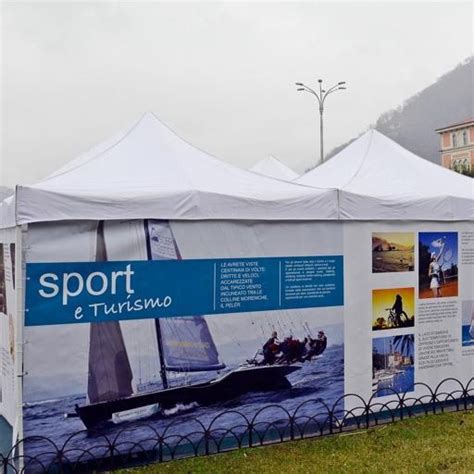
[278,335,295,364]
[305,331,327,360]
[297,337,309,361]
[285,337,299,363]
[260,331,280,365]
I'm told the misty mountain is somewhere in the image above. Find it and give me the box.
[326,57,473,165]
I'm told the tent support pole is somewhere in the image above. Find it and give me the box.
[13,224,27,469]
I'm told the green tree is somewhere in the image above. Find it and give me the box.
[393,335,414,357]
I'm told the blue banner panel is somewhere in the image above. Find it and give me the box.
[25,256,343,326]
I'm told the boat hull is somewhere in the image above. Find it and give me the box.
[76,364,300,429]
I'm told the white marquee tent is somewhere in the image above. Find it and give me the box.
[250,156,299,181]
[296,129,473,220]
[0,116,473,469]
[0,113,337,228]
[0,113,338,454]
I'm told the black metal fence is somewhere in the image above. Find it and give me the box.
[1,377,473,473]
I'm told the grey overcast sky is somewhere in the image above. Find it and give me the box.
[1,1,472,186]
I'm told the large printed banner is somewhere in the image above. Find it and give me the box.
[20,219,473,466]
[22,220,346,463]
[26,256,343,325]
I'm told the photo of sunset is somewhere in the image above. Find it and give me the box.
[372,287,415,331]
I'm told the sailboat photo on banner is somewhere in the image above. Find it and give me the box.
[75,220,304,429]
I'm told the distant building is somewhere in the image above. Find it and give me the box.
[436,118,474,175]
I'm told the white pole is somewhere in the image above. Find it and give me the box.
[13,224,26,468]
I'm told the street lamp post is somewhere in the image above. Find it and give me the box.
[295,79,347,164]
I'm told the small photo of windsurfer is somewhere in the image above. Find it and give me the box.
[418,232,458,299]
[372,287,415,331]
[461,300,474,347]
[372,232,415,273]
[372,335,415,397]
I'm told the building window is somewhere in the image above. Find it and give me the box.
[452,157,471,174]
[452,132,457,148]
[462,130,468,146]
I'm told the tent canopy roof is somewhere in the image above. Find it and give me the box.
[2,122,472,228]
[0,187,13,202]
[2,113,336,227]
[296,130,473,220]
[250,156,299,181]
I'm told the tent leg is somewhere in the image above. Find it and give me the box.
[13,224,27,470]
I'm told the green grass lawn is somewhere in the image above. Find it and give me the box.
[121,411,474,474]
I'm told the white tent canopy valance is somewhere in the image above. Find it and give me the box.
[1,121,472,228]
[1,113,337,228]
[250,156,299,181]
[296,130,473,220]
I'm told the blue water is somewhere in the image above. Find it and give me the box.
[462,325,474,347]
[23,345,344,465]
[374,366,415,398]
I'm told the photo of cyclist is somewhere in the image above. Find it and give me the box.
[372,287,415,331]
[391,294,409,326]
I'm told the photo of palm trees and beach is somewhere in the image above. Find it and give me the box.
[372,233,415,273]
[372,335,415,397]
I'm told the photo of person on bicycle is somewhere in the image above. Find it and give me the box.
[391,294,409,327]
[372,287,415,331]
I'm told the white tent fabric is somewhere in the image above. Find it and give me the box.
[1,113,337,227]
[250,156,299,181]
[0,196,15,229]
[0,189,15,229]
[0,187,13,201]
[297,130,474,220]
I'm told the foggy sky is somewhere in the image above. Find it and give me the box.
[1,1,472,187]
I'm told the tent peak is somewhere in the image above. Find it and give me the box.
[250,155,299,181]
[5,113,338,225]
[296,128,473,220]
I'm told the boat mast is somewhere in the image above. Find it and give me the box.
[143,219,169,390]
[154,319,169,389]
